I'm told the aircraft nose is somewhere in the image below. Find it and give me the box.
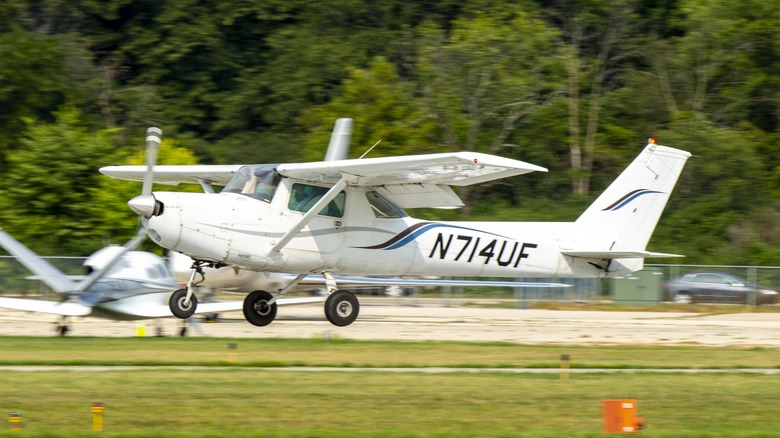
[128,194,163,219]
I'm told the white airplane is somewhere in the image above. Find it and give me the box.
[100,120,690,328]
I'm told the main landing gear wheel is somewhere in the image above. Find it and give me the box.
[169,288,198,319]
[325,290,359,327]
[243,290,277,327]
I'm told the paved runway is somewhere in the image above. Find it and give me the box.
[1,298,779,346]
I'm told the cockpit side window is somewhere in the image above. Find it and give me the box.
[366,191,407,218]
[288,183,346,218]
[221,165,280,203]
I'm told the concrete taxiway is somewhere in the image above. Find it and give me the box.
[1,297,779,346]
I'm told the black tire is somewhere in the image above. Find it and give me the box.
[243,290,277,327]
[325,290,360,327]
[169,288,198,319]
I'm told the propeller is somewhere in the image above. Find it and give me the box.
[128,127,163,218]
[74,127,162,293]
[141,127,161,196]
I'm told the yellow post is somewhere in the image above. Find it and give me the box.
[8,412,22,432]
[227,343,238,362]
[91,402,105,432]
[560,354,570,380]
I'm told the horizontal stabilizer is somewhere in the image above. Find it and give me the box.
[0,297,92,316]
[561,250,684,259]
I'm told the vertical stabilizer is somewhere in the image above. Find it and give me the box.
[324,118,352,161]
[572,143,690,254]
[0,227,75,293]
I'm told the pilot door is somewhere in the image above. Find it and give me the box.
[281,181,347,257]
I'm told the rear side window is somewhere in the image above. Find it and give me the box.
[366,191,407,218]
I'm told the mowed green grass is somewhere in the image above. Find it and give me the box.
[0,337,779,437]
[2,336,780,369]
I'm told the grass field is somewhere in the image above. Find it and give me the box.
[1,336,780,369]
[0,337,779,437]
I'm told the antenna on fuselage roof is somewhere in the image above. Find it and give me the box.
[358,140,382,159]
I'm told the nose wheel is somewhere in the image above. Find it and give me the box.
[325,290,359,327]
[169,288,198,318]
[169,261,210,319]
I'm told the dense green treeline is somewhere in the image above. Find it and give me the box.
[0,0,778,264]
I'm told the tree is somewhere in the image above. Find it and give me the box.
[0,107,201,255]
[546,0,637,196]
[641,0,762,122]
[299,57,440,161]
[0,27,94,172]
[653,115,769,264]
[0,108,120,255]
[411,5,562,213]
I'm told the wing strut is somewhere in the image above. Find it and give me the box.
[270,176,349,253]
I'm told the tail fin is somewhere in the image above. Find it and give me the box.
[0,227,75,293]
[566,142,690,262]
[324,118,352,161]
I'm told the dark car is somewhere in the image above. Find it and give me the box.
[662,272,778,305]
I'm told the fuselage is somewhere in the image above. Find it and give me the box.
[140,172,624,279]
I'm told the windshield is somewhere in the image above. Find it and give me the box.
[221,164,280,202]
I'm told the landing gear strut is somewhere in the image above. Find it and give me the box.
[169,260,211,319]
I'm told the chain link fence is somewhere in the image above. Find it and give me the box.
[0,256,86,298]
[1,255,777,308]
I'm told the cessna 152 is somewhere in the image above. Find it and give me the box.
[100,120,690,328]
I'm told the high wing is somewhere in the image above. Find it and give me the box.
[99,165,242,186]
[99,153,544,187]
[280,152,547,208]
[277,152,547,186]
[100,152,546,209]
